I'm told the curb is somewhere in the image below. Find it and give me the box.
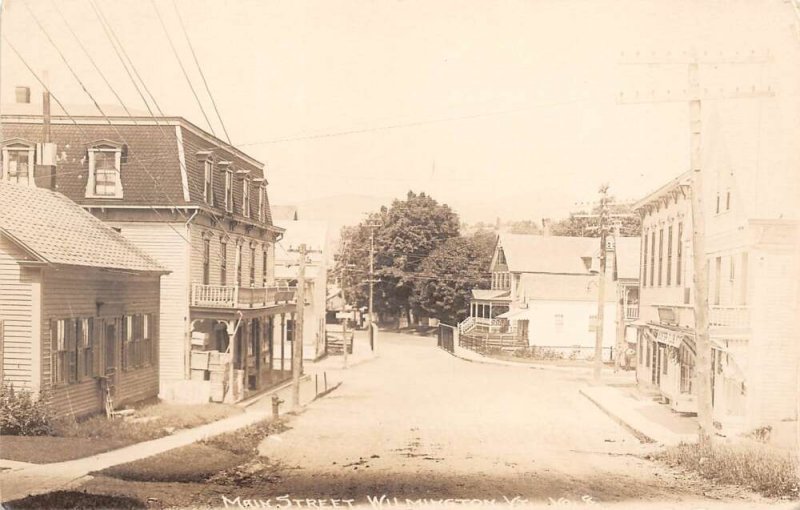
[444,346,624,376]
[579,387,657,444]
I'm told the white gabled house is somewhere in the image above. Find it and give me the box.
[0,181,168,418]
[460,233,640,361]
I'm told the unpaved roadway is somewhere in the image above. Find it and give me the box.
[247,332,776,508]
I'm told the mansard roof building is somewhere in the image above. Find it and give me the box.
[2,100,298,403]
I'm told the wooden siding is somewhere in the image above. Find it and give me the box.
[189,218,275,288]
[0,235,38,391]
[105,222,189,388]
[41,268,161,418]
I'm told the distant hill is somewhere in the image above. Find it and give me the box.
[272,194,392,249]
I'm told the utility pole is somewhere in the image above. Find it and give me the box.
[619,49,773,443]
[365,222,381,352]
[290,243,306,409]
[337,240,354,368]
[611,223,627,372]
[686,61,715,443]
[287,243,322,408]
[593,185,609,382]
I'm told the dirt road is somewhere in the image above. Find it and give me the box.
[246,332,774,507]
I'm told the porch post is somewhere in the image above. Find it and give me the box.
[225,319,237,403]
[280,313,286,373]
[489,303,493,320]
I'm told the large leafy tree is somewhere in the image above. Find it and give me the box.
[337,191,460,321]
[413,230,495,324]
[550,198,641,237]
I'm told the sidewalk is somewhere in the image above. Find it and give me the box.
[0,375,325,504]
[580,384,698,446]
[450,343,635,384]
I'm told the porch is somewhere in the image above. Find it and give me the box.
[649,303,751,333]
[187,304,298,404]
[190,284,297,309]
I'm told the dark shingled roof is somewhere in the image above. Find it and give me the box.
[0,182,167,273]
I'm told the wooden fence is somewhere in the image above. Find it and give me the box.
[437,323,456,353]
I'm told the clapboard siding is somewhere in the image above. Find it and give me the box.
[103,223,189,388]
[189,220,274,288]
[42,268,161,418]
[0,235,37,390]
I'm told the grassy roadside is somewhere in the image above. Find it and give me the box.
[5,419,289,509]
[95,418,288,484]
[1,402,242,464]
[657,440,800,499]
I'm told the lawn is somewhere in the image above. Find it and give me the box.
[0,402,243,464]
[95,418,287,484]
[4,419,288,509]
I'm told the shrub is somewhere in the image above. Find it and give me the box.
[0,384,55,436]
[658,440,800,498]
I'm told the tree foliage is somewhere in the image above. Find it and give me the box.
[550,198,641,237]
[337,191,461,320]
[508,220,542,235]
[413,231,495,324]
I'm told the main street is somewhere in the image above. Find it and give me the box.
[250,332,770,507]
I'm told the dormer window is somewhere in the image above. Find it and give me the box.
[86,141,123,198]
[259,184,266,222]
[242,178,251,218]
[224,168,234,213]
[203,158,214,205]
[1,140,35,186]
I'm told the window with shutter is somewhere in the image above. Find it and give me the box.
[67,319,78,384]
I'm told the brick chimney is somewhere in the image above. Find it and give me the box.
[34,84,58,190]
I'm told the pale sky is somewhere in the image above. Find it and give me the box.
[1,0,798,223]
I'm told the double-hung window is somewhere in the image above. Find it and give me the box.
[203,159,214,205]
[242,179,251,218]
[262,245,269,286]
[250,246,256,286]
[80,318,94,379]
[87,142,124,198]
[2,141,35,186]
[203,238,211,285]
[224,170,234,213]
[258,185,266,222]
[220,241,228,285]
[236,244,243,287]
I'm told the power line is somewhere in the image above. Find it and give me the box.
[171,0,231,144]
[3,31,191,245]
[150,0,216,137]
[84,0,198,208]
[89,0,165,117]
[49,0,134,118]
[234,96,591,147]
[22,1,188,220]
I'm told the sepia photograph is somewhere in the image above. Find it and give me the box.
[0,0,799,508]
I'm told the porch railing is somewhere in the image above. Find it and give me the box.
[458,316,476,334]
[191,284,297,308]
[625,305,640,320]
